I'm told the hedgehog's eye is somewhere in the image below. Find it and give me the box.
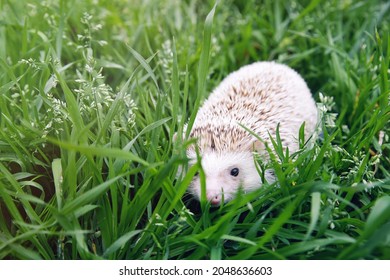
[230,168,239,177]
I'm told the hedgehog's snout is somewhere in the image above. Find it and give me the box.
[207,193,222,206]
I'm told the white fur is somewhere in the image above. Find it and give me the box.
[183,61,318,205]
[187,151,260,203]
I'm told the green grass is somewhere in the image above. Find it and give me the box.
[0,0,389,260]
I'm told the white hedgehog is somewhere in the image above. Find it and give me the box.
[179,61,318,205]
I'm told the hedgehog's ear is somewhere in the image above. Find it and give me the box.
[251,139,265,152]
[251,139,271,160]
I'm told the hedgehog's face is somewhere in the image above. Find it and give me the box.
[187,151,263,206]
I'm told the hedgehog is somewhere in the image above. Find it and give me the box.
[178,61,318,206]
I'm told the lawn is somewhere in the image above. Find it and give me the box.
[0,0,389,260]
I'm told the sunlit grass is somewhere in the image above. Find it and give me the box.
[0,0,389,260]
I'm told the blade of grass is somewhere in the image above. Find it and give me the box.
[186,1,218,136]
